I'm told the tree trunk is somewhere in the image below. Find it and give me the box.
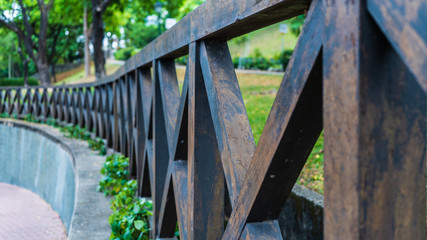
[51,62,57,83]
[23,59,28,87]
[37,2,52,86]
[37,61,51,86]
[92,3,106,80]
[84,6,91,77]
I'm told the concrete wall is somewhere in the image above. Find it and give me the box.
[0,124,75,232]
[279,184,324,239]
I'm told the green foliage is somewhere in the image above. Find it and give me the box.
[98,154,130,196]
[125,23,158,49]
[88,137,107,156]
[175,56,188,65]
[0,77,39,86]
[23,114,40,123]
[0,112,10,118]
[60,125,91,140]
[279,49,293,71]
[0,30,37,78]
[109,195,152,240]
[98,154,152,239]
[46,117,59,127]
[177,0,206,19]
[114,47,139,61]
[233,48,281,71]
[287,15,305,37]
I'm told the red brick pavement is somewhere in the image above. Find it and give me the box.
[0,182,67,240]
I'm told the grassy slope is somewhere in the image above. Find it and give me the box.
[54,62,121,86]
[227,21,299,59]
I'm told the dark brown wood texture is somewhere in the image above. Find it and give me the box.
[0,0,425,239]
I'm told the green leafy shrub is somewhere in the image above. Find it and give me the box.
[232,48,278,71]
[109,196,152,240]
[0,112,10,118]
[46,117,59,127]
[114,47,138,61]
[88,137,107,156]
[60,125,91,140]
[0,112,18,119]
[98,154,130,196]
[98,155,153,239]
[23,114,39,122]
[279,49,293,71]
[175,56,188,65]
[0,77,39,86]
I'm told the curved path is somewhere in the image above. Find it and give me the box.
[0,182,67,240]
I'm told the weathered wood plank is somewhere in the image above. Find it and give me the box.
[172,160,188,240]
[223,0,324,237]
[323,0,426,239]
[367,0,427,93]
[158,71,189,238]
[200,40,255,204]
[158,59,180,151]
[187,42,224,240]
[135,68,148,193]
[152,59,172,237]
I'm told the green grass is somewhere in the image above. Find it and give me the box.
[55,63,121,85]
[227,21,299,59]
[236,72,325,194]
[176,67,325,194]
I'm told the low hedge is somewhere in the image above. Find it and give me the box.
[0,77,39,86]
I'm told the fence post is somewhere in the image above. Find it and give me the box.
[323,0,426,239]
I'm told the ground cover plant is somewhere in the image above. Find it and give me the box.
[98,154,152,240]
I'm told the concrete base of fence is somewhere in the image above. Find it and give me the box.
[0,119,111,239]
[279,184,324,239]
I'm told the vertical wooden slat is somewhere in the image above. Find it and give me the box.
[323,0,426,239]
[187,41,224,240]
[199,40,255,204]
[152,59,172,237]
[106,83,114,148]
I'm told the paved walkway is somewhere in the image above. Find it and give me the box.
[0,182,67,240]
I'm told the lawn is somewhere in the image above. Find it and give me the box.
[54,61,121,86]
[176,67,325,194]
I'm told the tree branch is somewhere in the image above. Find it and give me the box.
[17,0,35,38]
[0,18,23,37]
[101,0,112,13]
[48,25,63,63]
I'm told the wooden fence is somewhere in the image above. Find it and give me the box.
[0,0,426,239]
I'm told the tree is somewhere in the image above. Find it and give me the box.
[84,4,91,77]
[91,0,113,80]
[90,0,186,80]
[0,0,55,86]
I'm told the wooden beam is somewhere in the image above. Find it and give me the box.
[223,0,324,237]
[199,40,256,204]
[367,0,427,93]
[187,42,224,239]
[323,0,426,239]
